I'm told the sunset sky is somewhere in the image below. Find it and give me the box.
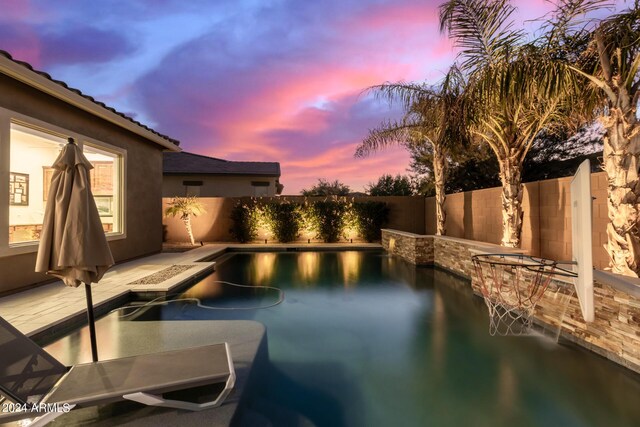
[2,0,557,194]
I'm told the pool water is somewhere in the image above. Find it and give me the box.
[124,251,640,426]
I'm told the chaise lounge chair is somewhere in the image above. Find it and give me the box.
[0,316,235,426]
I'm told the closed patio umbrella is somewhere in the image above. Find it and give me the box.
[36,137,114,362]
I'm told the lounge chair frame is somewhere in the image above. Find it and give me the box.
[0,316,235,426]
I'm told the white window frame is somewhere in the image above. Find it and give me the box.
[82,138,127,241]
[0,106,127,257]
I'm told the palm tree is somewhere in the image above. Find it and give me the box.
[439,0,581,247]
[165,196,206,245]
[355,66,467,235]
[550,0,640,276]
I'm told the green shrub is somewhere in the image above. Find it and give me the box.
[307,199,349,243]
[263,201,302,243]
[229,201,258,243]
[229,198,388,244]
[352,201,389,242]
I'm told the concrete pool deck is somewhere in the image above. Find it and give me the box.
[0,244,224,339]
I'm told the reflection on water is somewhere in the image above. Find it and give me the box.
[183,279,225,300]
[497,361,517,420]
[297,252,320,284]
[431,289,446,372]
[340,251,361,287]
[158,274,283,312]
[247,251,365,289]
[45,251,640,426]
[250,252,277,285]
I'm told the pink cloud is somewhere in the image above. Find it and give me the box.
[197,86,416,193]
[176,63,415,161]
[0,24,42,66]
[1,0,33,21]
[282,144,413,194]
[131,0,506,193]
[346,0,441,36]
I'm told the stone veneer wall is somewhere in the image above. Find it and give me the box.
[381,229,434,265]
[381,229,640,374]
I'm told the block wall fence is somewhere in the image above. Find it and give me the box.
[162,195,426,243]
[425,171,609,269]
[164,172,608,270]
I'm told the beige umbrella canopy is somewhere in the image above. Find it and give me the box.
[36,138,114,361]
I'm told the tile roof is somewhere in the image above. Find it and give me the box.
[0,50,180,147]
[164,151,281,176]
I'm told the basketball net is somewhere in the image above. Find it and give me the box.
[472,254,576,336]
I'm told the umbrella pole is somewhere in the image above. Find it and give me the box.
[84,283,99,362]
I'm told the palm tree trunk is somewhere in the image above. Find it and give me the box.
[602,106,640,277]
[182,215,195,245]
[433,144,447,235]
[499,156,523,248]
[592,29,640,277]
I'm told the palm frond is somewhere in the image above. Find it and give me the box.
[165,197,205,218]
[595,3,640,90]
[366,82,435,111]
[541,0,613,48]
[439,0,524,71]
[355,118,431,158]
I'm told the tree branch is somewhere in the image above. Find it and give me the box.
[595,28,614,83]
[568,64,618,101]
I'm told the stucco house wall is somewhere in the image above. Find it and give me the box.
[163,174,280,197]
[0,60,178,295]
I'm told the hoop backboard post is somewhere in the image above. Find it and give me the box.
[570,159,594,322]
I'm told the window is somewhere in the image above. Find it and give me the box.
[183,180,202,197]
[83,142,124,235]
[252,181,270,197]
[9,123,66,244]
[5,119,125,248]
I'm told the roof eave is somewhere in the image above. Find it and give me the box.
[163,172,280,177]
[0,55,181,152]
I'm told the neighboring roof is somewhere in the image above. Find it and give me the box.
[0,50,180,151]
[163,151,280,177]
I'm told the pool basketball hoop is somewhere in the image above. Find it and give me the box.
[472,159,595,336]
[472,254,576,336]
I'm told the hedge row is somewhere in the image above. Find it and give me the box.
[229,199,389,243]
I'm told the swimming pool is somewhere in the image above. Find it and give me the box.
[46,251,640,427]
[114,250,639,426]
